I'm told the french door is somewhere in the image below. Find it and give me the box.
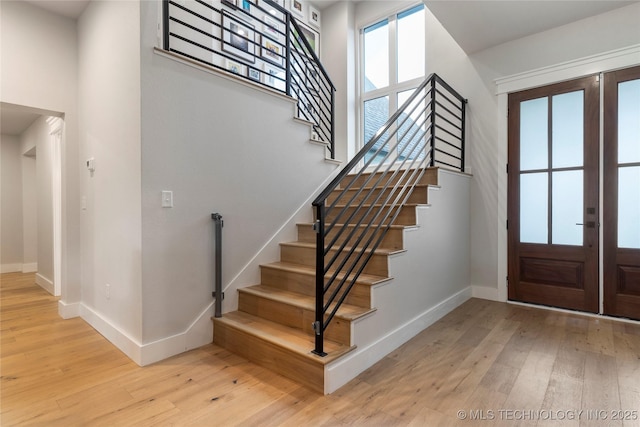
[508,67,640,320]
[603,66,640,319]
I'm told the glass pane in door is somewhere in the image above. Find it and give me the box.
[520,97,548,171]
[552,91,584,168]
[552,170,583,245]
[520,173,548,244]
[618,79,640,163]
[618,166,640,249]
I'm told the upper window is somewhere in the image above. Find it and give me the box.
[361,4,425,162]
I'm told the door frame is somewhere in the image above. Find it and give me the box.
[494,46,640,307]
[507,75,600,313]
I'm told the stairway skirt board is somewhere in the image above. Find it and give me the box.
[213,167,472,393]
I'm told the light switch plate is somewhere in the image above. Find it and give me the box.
[161,191,173,208]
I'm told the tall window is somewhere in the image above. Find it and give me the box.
[361,4,425,163]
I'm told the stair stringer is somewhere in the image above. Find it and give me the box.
[325,169,472,394]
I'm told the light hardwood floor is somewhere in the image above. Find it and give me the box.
[1,272,639,426]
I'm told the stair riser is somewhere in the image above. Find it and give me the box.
[213,320,324,393]
[238,291,351,345]
[341,168,438,189]
[280,244,390,277]
[260,266,371,308]
[326,186,428,206]
[322,205,417,226]
[297,224,405,251]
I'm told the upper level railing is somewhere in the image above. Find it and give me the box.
[163,0,336,158]
[311,73,466,356]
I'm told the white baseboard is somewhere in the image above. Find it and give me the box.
[140,302,214,366]
[1,263,22,273]
[76,301,214,367]
[58,300,81,319]
[22,263,38,273]
[325,286,472,394]
[472,285,500,301]
[36,273,54,295]
[80,303,143,365]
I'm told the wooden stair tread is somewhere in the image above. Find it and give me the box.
[298,222,415,231]
[333,183,432,192]
[331,202,424,209]
[281,241,406,256]
[215,311,354,364]
[240,284,376,321]
[263,261,391,286]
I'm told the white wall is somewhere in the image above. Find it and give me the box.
[466,2,640,299]
[0,0,81,302]
[327,170,472,393]
[1,134,24,272]
[77,0,143,345]
[139,1,339,356]
[322,1,356,162]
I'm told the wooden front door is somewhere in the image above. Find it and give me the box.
[603,66,640,320]
[508,76,600,313]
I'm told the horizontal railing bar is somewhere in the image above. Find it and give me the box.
[434,158,462,170]
[434,123,462,142]
[435,112,463,132]
[434,99,462,124]
[434,74,466,104]
[434,88,464,114]
[434,136,463,152]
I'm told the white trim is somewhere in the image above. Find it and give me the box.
[325,286,471,394]
[22,263,38,273]
[36,273,54,295]
[472,285,499,301]
[495,44,640,94]
[58,300,80,319]
[140,303,214,366]
[1,264,23,273]
[80,303,143,365]
[48,117,63,297]
[76,301,214,366]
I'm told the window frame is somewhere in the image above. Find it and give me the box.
[358,3,426,159]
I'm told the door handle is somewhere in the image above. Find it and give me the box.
[576,222,597,228]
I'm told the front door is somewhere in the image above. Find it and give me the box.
[603,66,640,320]
[509,68,640,321]
[508,76,600,313]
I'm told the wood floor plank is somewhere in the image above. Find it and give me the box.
[2,273,639,426]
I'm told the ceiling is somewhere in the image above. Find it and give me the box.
[23,0,89,19]
[424,0,638,54]
[1,105,41,136]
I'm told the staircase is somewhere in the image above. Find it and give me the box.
[212,167,439,393]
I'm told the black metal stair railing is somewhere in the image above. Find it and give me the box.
[162,0,336,158]
[311,73,467,356]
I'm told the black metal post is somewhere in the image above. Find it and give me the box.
[285,13,292,97]
[312,205,327,356]
[460,98,467,172]
[212,213,223,318]
[429,77,437,167]
[330,89,336,159]
[162,0,170,51]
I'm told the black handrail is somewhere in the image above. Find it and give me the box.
[311,73,466,356]
[162,0,336,157]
